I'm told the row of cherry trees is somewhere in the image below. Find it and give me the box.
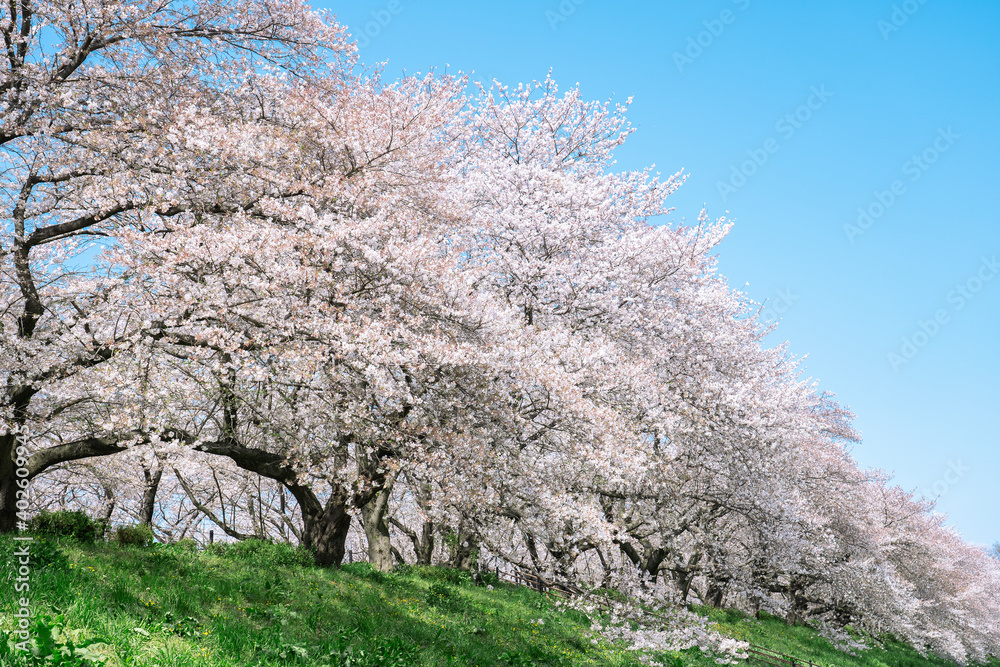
[2,0,998,662]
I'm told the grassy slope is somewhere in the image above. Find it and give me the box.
[0,536,995,667]
[694,606,996,667]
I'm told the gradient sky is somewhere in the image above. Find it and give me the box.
[318,0,1000,547]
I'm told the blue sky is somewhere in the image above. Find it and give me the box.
[319,0,1000,547]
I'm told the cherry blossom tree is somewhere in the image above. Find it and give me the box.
[0,0,353,531]
[3,2,999,660]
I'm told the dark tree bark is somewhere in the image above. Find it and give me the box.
[0,432,21,534]
[192,438,358,567]
[705,580,726,608]
[140,462,164,526]
[0,431,130,532]
[292,485,353,567]
[0,387,36,532]
[617,540,670,584]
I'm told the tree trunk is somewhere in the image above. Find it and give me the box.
[448,518,479,571]
[705,580,725,607]
[299,494,353,567]
[389,515,435,564]
[189,436,357,567]
[617,541,669,584]
[355,440,400,572]
[0,391,33,533]
[389,479,436,564]
[453,535,478,571]
[643,547,668,584]
[664,550,700,603]
[417,519,434,564]
[100,481,116,525]
[360,484,394,572]
[0,454,18,533]
[282,481,352,567]
[140,464,163,525]
[676,569,695,603]
[0,441,18,533]
[785,575,810,625]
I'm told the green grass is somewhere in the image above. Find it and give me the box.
[1,536,996,667]
[0,536,650,666]
[690,606,1000,667]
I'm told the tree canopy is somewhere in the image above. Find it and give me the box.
[2,1,998,663]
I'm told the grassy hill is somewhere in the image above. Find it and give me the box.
[0,535,994,667]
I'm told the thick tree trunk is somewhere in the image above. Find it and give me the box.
[675,568,696,603]
[0,438,18,533]
[298,493,353,567]
[355,442,400,571]
[416,519,434,564]
[360,485,394,572]
[452,535,478,571]
[643,548,668,584]
[0,392,33,533]
[784,575,810,625]
[617,541,670,584]
[448,518,479,571]
[191,437,357,567]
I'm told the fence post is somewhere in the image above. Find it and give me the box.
[347,549,352,564]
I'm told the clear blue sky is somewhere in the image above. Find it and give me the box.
[319,0,1000,547]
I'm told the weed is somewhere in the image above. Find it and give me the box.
[28,511,106,543]
[205,538,312,567]
[426,581,454,607]
[114,524,154,547]
[0,615,108,666]
[40,539,71,571]
[413,565,471,586]
[161,612,202,638]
